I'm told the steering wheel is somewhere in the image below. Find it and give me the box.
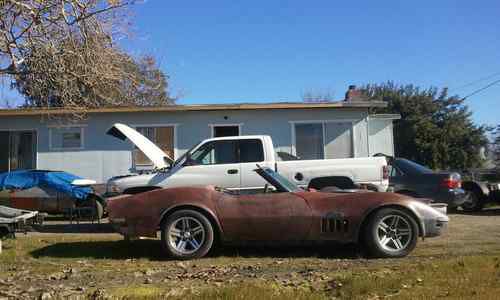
[263,184,269,194]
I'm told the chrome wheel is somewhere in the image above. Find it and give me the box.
[376,214,413,252]
[168,217,206,255]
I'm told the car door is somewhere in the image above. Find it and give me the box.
[238,139,272,193]
[215,192,310,241]
[174,140,240,189]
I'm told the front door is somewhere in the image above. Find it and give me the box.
[175,139,240,189]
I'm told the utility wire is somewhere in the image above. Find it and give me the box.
[461,78,500,100]
[449,71,500,92]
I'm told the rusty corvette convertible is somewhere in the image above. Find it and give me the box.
[107,166,448,259]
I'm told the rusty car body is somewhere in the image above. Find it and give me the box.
[107,166,448,259]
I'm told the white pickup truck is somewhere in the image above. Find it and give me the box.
[105,123,389,195]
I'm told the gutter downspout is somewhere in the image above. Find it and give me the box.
[366,114,371,156]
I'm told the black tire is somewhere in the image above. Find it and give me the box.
[363,208,418,258]
[160,210,214,260]
[461,190,484,212]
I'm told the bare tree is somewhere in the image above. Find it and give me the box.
[302,89,336,102]
[0,1,173,119]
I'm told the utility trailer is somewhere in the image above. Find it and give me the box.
[0,205,43,253]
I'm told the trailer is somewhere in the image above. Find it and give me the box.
[0,205,42,253]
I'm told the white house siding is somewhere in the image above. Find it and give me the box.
[0,107,395,183]
[368,118,395,157]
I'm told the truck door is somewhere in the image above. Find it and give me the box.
[175,140,241,189]
[238,139,271,193]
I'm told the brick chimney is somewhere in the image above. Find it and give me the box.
[344,85,363,101]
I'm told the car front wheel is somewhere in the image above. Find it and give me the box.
[161,210,214,260]
[363,208,418,258]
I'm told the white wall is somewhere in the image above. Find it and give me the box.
[368,118,395,156]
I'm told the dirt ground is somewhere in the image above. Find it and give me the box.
[1,208,500,299]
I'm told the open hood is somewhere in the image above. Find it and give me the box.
[107,123,173,169]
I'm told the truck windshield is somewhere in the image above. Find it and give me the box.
[172,141,202,167]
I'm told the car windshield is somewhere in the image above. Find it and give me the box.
[171,141,202,167]
[397,158,433,174]
[256,167,301,193]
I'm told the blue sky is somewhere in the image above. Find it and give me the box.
[3,0,499,126]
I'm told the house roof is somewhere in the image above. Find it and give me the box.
[0,100,387,116]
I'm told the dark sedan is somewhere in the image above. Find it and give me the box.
[386,157,466,208]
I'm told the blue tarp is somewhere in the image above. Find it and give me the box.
[0,170,91,201]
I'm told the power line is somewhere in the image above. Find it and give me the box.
[450,71,500,92]
[461,78,500,100]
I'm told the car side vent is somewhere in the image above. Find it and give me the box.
[321,213,349,234]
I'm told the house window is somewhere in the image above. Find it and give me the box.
[134,126,175,166]
[211,124,241,137]
[0,131,37,172]
[50,127,84,150]
[293,121,354,160]
[295,123,324,160]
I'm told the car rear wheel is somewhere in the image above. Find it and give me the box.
[363,208,418,258]
[461,190,484,212]
[161,210,214,260]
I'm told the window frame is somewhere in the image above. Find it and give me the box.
[289,120,357,160]
[208,123,243,138]
[131,123,179,167]
[48,125,85,151]
[0,128,38,172]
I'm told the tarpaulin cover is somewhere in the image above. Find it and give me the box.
[0,170,91,201]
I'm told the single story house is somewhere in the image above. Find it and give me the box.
[0,95,400,183]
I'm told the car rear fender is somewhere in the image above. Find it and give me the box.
[356,203,425,242]
[159,204,223,240]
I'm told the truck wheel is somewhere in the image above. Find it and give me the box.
[461,190,484,212]
[363,208,418,258]
[161,210,214,260]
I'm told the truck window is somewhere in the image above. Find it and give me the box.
[239,139,264,163]
[191,140,238,165]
